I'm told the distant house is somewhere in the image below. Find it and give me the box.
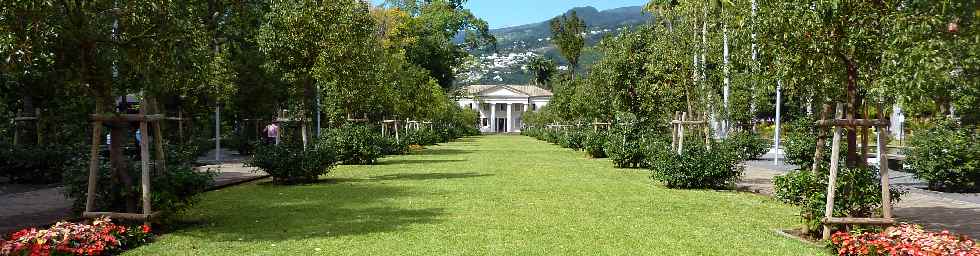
[457,85,552,133]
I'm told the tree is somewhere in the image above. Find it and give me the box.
[383,0,496,90]
[525,56,558,88]
[550,11,587,77]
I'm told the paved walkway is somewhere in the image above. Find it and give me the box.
[0,149,266,234]
[737,150,980,239]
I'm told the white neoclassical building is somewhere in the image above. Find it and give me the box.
[457,85,552,133]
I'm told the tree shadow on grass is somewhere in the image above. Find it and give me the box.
[412,148,473,156]
[376,159,465,165]
[172,183,446,242]
[368,172,493,181]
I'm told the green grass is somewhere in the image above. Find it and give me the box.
[127,135,826,255]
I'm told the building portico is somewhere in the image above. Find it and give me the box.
[457,85,552,133]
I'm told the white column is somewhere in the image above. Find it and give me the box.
[215,105,221,163]
[506,103,513,132]
[490,103,497,133]
[774,80,782,165]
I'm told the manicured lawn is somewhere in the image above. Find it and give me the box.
[127,135,826,255]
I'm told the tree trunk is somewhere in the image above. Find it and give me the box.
[845,59,862,168]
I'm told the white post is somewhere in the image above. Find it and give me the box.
[490,103,497,133]
[774,80,782,165]
[891,104,904,143]
[722,23,730,138]
[506,103,513,133]
[316,85,321,137]
[215,104,221,163]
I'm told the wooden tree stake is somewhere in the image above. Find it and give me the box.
[822,104,845,240]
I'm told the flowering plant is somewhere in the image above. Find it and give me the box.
[0,217,152,256]
[831,224,980,256]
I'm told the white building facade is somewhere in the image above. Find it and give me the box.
[457,85,552,133]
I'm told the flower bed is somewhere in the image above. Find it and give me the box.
[0,217,152,256]
[830,224,980,256]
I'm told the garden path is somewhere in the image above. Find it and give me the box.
[0,149,267,234]
[738,151,980,239]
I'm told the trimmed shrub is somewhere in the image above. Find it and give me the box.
[379,135,408,156]
[247,141,337,184]
[905,119,979,192]
[784,116,823,168]
[773,166,903,234]
[402,128,440,146]
[605,127,646,168]
[648,141,743,189]
[582,129,608,158]
[0,143,78,184]
[557,129,585,150]
[322,124,385,165]
[722,131,772,160]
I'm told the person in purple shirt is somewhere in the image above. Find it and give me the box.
[263,121,280,145]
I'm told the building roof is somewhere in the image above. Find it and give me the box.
[463,85,553,97]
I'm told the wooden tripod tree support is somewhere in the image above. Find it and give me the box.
[12,109,41,145]
[818,103,894,240]
[164,110,191,143]
[592,119,611,132]
[381,120,401,143]
[671,111,710,155]
[84,113,166,224]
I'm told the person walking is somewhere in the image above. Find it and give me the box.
[263,121,280,145]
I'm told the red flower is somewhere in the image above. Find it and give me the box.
[141,224,152,234]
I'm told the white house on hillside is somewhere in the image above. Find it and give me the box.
[457,85,552,133]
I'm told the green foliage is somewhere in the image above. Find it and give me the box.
[247,141,337,185]
[603,113,656,168]
[773,166,904,234]
[63,159,214,218]
[322,125,386,165]
[905,119,980,192]
[783,117,822,168]
[0,143,78,184]
[557,129,585,150]
[649,141,743,190]
[550,10,587,72]
[379,135,409,156]
[403,128,441,147]
[387,0,496,89]
[722,130,772,160]
[582,129,608,158]
[525,56,558,88]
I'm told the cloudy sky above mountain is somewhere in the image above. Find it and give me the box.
[371,0,648,29]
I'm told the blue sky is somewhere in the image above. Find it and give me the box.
[371,0,649,29]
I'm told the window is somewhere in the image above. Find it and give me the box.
[498,104,506,111]
[481,118,488,126]
[531,104,537,111]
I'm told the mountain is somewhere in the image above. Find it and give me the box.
[457,6,653,86]
[489,6,652,51]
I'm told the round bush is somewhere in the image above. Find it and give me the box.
[582,129,608,158]
[648,142,743,189]
[247,142,337,184]
[322,124,385,165]
[722,131,772,160]
[905,119,979,192]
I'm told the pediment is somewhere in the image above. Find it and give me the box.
[479,86,528,97]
